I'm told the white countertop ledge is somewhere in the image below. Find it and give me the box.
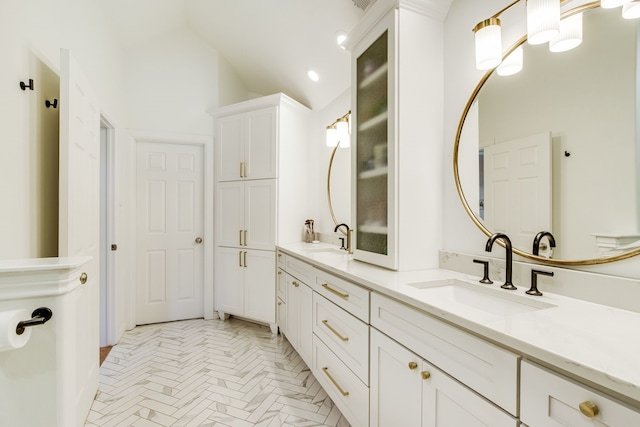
[277,242,640,408]
[0,256,92,300]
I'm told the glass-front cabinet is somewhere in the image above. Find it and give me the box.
[349,1,444,271]
[353,11,397,269]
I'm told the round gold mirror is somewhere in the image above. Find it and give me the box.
[454,2,640,265]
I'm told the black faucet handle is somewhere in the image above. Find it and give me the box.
[338,237,346,250]
[527,269,554,296]
[473,259,493,284]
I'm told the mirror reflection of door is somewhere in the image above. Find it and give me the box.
[483,132,552,256]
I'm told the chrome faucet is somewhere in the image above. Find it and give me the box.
[485,233,517,290]
[334,223,353,254]
[532,231,556,256]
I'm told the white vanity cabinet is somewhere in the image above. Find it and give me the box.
[215,106,276,182]
[371,329,518,427]
[212,94,310,328]
[284,272,313,366]
[521,361,640,426]
[347,0,444,270]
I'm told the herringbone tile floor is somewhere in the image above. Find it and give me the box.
[84,318,350,427]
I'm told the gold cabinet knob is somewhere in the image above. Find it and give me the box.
[579,401,599,418]
[80,272,88,284]
[292,281,299,287]
[421,371,431,380]
[408,361,418,370]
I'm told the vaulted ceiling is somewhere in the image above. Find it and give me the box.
[98,0,368,110]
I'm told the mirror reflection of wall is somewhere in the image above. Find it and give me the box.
[469,8,639,260]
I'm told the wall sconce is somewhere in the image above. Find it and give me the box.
[472,0,634,73]
[326,111,351,148]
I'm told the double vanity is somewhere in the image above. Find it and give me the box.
[276,242,640,427]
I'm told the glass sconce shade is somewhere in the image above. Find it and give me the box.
[336,119,350,148]
[527,0,560,45]
[550,13,583,52]
[623,1,640,18]
[601,0,633,8]
[473,18,502,70]
[497,46,523,76]
[326,125,337,147]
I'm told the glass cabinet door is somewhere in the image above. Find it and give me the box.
[355,30,389,257]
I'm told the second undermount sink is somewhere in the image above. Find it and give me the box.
[407,279,556,318]
[304,247,349,255]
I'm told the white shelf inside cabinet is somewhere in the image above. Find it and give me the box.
[359,166,388,179]
[359,224,388,234]
[359,111,388,131]
[359,62,388,89]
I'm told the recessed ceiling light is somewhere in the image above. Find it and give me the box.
[307,69,320,82]
[336,32,348,49]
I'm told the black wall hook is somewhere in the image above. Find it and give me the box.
[564,151,571,157]
[20,79,34,91]
[45,99,58,108]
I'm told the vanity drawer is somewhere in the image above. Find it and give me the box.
[371,292,519,416]
[284,254,314,285]
[521,361,640,426]
[276,268,286,301]
[314,269,370,322]
[312,335,369,427]
[313,293,369,385]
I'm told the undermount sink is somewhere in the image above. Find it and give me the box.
[407,279,555,318]
[304,247,348,255]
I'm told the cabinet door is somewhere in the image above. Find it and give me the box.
[243,249,275,323]
[422,359,518,427]
[284,273,300,350]
[277,297,286,334]
[215,246,244,316]
[215,181,244,248]
[216,114,244,181]
[244,179,276,250]
[370,329,423,427]
[297,282,313,367]
[244,107,277,179]
[352,10,398,270]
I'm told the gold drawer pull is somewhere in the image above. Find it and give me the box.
[322,320,349,342]
[322,283,349,299]
[244,230,247,246]
[238,251,242,267]
[322,367,349,396]
[239,230,243,246]
[240,162,243,178]
[579,401,599,418]
[408,361,418,370]
[292,281,300,287]
[421,371,431,380]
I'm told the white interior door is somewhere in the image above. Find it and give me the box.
[484,132,552,251]
[59,48,101,426]
[136,141,204,325]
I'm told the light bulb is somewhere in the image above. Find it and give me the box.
[550,13,583,52]
[527,0,560,45]
[473,18,502,70]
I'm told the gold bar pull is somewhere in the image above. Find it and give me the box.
[322,320,349,342]
[240,162,244,178]
[238,251,242,267]
[579,401,599,418]
[322,367,349,396]
[421,371,431,380]
[322,283,349,299]
[243,251,247,267]
[244,230,248,246]
[239,230,243,246]
[408,361,418,370]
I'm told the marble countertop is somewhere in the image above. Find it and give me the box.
[277,242,640,408]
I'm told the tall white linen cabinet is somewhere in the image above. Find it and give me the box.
[211,93,311,332]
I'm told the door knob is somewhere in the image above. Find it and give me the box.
[195,237,203,244]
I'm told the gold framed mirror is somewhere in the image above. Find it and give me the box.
[454,1,640,265]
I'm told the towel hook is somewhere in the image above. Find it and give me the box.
[20,79,34,91]
[45,99,58,108]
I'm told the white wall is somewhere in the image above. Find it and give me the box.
[443,0,640,279]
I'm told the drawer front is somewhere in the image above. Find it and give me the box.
[521,361,640,427]
[284,254,314,285]
[276,268,286,301]
[277,250,286,270]
[313,293,369,385]
[314,269,370,322]
[371,293,519,416]
[312,335,369,427]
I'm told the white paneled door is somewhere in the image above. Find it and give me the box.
[59,48,101,426]
[136,142,204,325]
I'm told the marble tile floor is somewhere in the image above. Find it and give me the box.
[84,317,351,427]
